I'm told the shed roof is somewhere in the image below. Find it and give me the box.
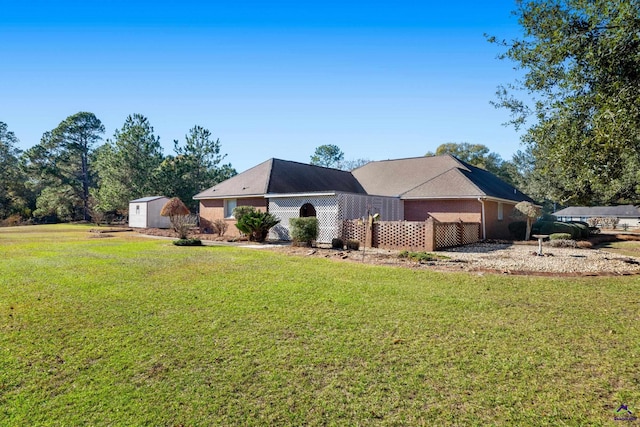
[553,205,640,217]
[130,196,168,203]
[194,158,367,199]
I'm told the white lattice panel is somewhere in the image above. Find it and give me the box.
[268,196,340,243]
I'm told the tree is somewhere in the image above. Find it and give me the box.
[52,112,105,220]
[92,114,164,213]
[160,126,237,211]
[160,197,192,239]
[310,144,344,168]
[511,201,541,241]
[426,142,517,186]
[489,0,640,205]
[339,158,371,171]
[23,113,104,221]
[0,122,30,220]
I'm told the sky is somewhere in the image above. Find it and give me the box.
[1,0,525,173]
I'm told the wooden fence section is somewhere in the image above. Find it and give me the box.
[341,218,480,251]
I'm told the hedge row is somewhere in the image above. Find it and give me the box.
[509,220,591,240]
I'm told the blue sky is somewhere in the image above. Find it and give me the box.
[1,1,524,172]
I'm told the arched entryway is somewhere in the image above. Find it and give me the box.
[299,203,316,217]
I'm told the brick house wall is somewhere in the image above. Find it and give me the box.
[483,200,516,240]
[404,199,482,223]
[403,198,519,240]
[199,197,267,237]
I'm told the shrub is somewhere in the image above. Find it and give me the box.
[1,214,23,227]
[532,221,581,239]
[398,251,449,262]
[213,219,228,236]
[508,221,527,240]
[549,233,572,240]
[173,238,202,246]
[170,214,197,240]
[289,217,319,246]
[548,239,577,248]
[577,240,593,249]
[232,206,257,220]
[569,222,590,238]
[621,223,630,231]
[586,217,600,227]
[235,211,280,242]
[600,217,619,229]
[345,239,360,250]
[331,238,344,249]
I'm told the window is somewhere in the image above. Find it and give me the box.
[225,199,237,218]
[497,203,504,221]
[135,205,140,215]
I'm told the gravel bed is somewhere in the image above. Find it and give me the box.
[440,243,640,275]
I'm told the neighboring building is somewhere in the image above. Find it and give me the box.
[194,155,536,243]
[128,196,172,229]
[553,205,640,227]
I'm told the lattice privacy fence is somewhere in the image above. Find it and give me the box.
[342,219,480,251]
[268,193,403,244]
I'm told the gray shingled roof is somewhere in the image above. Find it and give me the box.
[194,155,536,203]
[353,155,535,203]
[193,158,367,199]
[553,205,640,217]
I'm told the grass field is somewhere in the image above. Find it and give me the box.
[1,225,639,426]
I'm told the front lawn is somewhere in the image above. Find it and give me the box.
[1,225,638,425]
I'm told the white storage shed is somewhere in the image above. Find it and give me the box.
[128,196,172,229]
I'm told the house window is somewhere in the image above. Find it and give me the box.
[497,203,504,221]
[225,199,237,218]
[135,205,140,215]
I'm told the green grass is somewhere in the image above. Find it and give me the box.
[598,240,640,258]
[1,224,639,426]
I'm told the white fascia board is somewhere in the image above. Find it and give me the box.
[193,193,265,200]
[265,192,337,198]
[401,195,539,206]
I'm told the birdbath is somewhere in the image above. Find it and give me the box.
[532,234,549,256]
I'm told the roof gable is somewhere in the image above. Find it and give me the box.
[353,155,535,202]
[351,155,464,197]
[194,158,366,199]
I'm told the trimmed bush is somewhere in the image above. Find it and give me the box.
[567,221,590,238]
[345,239,360,250]
[532,221,581,239]
[549,233,572,240]
[331,238,344,249]
[289,217,319,246]
[548,239,577,248]
[173,238,202,246]
[508,221,527,240]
